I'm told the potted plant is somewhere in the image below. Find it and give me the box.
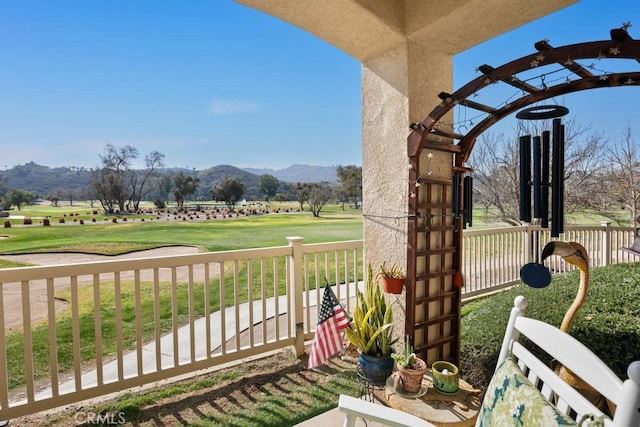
[378,261,406,294]
[345,264,396,384]
[392,338,427,394]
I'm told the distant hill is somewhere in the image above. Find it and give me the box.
[243,164,338,184]
[0,162,93,198]
[194,165,261,199]
[0,162,340,200]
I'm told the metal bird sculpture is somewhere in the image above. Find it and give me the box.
[540,241,589,333]
[539,241,609,411]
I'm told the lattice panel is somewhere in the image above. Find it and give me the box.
[407,178,462,366]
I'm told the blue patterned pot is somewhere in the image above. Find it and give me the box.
[359,353,394,385]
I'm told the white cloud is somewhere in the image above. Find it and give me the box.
[209,99,260,115]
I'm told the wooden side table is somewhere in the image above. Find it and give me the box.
[384,369,482,427]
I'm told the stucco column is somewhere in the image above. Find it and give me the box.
[362,42,453,343]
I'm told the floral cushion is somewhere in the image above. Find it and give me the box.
[476,357,577,426]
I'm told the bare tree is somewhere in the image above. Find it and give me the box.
[469,118,607,226]
[605,125,640,227]
[92,144,138,213]
[92,145,165,213]
[468,133,520,225]
[129,151,165,211]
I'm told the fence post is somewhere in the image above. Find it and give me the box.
[524,224,533,264]
[601,221,611,266]
[287,236,305,358]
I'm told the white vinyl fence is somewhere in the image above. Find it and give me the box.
[0,223,636,419]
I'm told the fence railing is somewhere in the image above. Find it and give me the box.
[0,223,636,419]
[461,222,637,298]
[0,237,363,420]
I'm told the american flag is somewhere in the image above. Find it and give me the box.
[308,285,350,369]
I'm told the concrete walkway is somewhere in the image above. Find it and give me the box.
[28,294,300,401]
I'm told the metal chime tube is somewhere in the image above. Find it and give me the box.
[452,173,461,220]
[519,135,532,222]
[541,130,550,229]
[559,122,565,234]
[551,119,563,237]
[532,136,542,219]
[464,175,473,227]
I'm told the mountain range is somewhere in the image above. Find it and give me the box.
[243,164,338,184]
[0,162,341,200]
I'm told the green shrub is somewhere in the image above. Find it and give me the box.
[461,262,640,390]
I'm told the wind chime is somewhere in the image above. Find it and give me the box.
[516,105,569,238]
[452,172,473,229]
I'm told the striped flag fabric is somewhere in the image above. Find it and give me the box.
[308,285,350,369]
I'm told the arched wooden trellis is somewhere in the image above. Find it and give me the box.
[405,26,640,365]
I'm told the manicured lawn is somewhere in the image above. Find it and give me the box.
[0,203,363,254]
[1,203,364,390]
[461,261,640,390]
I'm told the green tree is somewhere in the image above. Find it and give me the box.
[173,172,199,210]
[290,183,310,211]
[307,183,333,217]
[211,175,246,211]
[336,165,362,209]
[46,194,60,207]
[333,185,350,210]
[257,174,280,201]
[0,176,7,210]
[7,189,35,211]
[156,173,173,205]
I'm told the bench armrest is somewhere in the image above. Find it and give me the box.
[338,394,435,427]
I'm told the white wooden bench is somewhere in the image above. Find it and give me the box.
[339,296,640,426]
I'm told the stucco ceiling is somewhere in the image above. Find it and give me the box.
[234,0,578,61]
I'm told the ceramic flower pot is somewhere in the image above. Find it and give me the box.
[359,353,394,385]
[431,360,459,394]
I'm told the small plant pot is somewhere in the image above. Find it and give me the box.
[431,361,459,394]
[382,276,405,294]
[395,358,427,394]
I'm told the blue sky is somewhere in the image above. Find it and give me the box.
[1,1,639,170]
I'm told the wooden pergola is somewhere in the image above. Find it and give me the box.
[406,26,640,365]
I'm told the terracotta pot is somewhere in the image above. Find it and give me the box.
[381,276,404,294]
[395,358,427,394]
